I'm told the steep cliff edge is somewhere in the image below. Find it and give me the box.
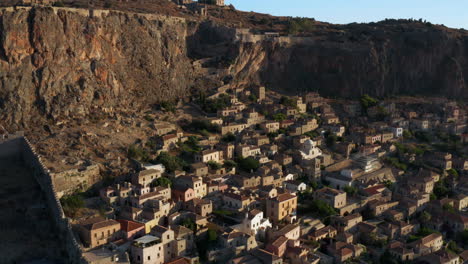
[1,7,467,133]
[190,21,468,100]
[0,7,193,131]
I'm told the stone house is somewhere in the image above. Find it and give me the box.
[388,241,415,262]
[233,209,272,238]
[410,233,444,256]
[308,226,337,242]
[266,236,288,257]
[235,144,261,158]
[314,187,347,209]
[419,250,461,264]
[223,192,252,211]
[233,175,261,189]
[117,219,146,241]
[252,86,265,101]
[221,123,247,135]
[131,235,165,264]
[411,119,430,131]
[132,169,162,188]
[190,162,208,177]
[266,192,298,224]
[194,149,223,163]
[261,121,280,133]
[77,217,121,249]
[185,198,212,217]
[174,176,207,199]
[332,213,363,233]
[283,180,307,193]
[220,230,257,252]
[171,225,195,258]
[154,123,176,136]
[172,186,195,202]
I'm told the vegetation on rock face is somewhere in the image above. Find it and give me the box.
[160,101,176,113]
[60,194,85,217]
[185,120,220,134]
[360,94,378,111]
[156,152,187,173]
[128,145,150,161]
[288,17,315,34]
[198,93,231,114]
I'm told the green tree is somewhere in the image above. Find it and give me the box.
[152,177,172,188]
[223,160,237,170]
[403,130,413,139]
[447,240,461,254]
[182,218,197,232]
[222,133,236,143]
[238,157,260,172]
[343,186,358,196]
[447,168,459,178]
[207,229,217,241]
[360,94,378,111]
[156,152,187,173]
[308,199,337,218]
[380,250,399,264]
[127,145,150,161]
[207,161,222,170]
[273,113,287,122]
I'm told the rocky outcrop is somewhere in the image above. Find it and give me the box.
[192,22,468,99]
[0,7,193,130]
[0,7,467,132]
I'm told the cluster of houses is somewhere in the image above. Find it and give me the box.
[74,87,467,264]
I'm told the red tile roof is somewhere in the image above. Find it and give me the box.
[117,219,145,232]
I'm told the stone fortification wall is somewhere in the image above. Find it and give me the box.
[234,29,315,45]
[19,137,87,263]
[51,164,101,198]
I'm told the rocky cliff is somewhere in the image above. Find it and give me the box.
[190,21,468,100]
[0,7,467,132]
[0,7,193,131]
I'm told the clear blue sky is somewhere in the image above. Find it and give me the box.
[225,0,468,29]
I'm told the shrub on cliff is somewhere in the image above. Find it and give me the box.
[60,194,85,218]
[127,145,150,161]
[156,152,187,173]
[288,17,315,34]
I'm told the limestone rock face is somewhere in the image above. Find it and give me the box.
[0,7,193,130]
[192,22,468,100]
[1,8,467,132]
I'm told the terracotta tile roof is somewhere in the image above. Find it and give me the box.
[275,192,296,202]
[117,219,145,232]
[420,233,442,245]
[338,247,353,257]
[248,209,262,219]
[271,235,288,248]
[80,217,120,231]
[138,169,161,177]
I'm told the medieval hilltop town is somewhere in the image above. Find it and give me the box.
[0,0,467,264]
